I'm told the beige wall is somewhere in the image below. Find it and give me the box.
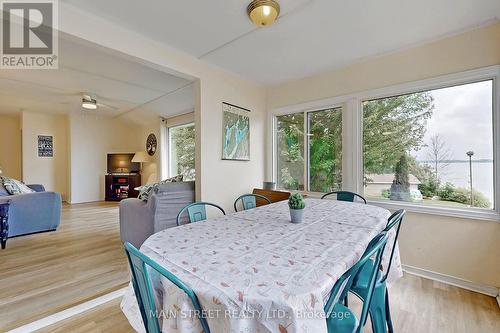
[266,23,500,288]
[0,114,21,180]
[268,22,500,109]
[21,112,68,200]
[136,120,162,185]
[197,76,266,211]
[402,212,500,288]
[68,113,142,203]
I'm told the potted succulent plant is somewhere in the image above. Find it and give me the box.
[288,193,305,223]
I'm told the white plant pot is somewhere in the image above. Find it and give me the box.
[289,208,304,223]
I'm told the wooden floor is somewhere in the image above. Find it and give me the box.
[36,274,500,333]
[1,202,498,332]
[0,202,129,332]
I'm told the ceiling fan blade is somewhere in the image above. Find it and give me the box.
[96,102,119,110]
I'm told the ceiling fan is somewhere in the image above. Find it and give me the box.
[81,94,118,111]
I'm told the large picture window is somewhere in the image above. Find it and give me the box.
[276,108,342,192]
[169,123,195,181]
[363,80,494,209]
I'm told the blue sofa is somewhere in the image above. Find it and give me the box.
[0,184,62,238]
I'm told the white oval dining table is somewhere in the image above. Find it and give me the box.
[121,198,402,333]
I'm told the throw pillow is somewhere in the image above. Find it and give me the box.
[0,176,35,195]
[0,183,9,196]
[137,175,184,201]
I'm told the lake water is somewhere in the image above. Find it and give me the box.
[420,161,494,207]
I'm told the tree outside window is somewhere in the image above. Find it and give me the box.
[169,123,195,181]
[363,80,493,209]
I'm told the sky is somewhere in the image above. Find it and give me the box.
[412,80,493,161]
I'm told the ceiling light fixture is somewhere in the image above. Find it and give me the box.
[247,0,280,27]
[82,96,97,110]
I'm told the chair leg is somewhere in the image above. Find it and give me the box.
[368,285,388,333]
[385,289,394,333]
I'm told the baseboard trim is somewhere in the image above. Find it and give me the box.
[7,287,126,333]
[403,264,500,298]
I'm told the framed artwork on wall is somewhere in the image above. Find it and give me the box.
[146,133,157,156]
[38,135,53,157]
[221,102,250,161]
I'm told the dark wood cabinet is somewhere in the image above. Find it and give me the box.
[105,174,141,201]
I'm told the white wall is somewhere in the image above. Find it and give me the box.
[21,112,68,200]
[163,111,195,181]
[0,114,21,180]
[68,113,142,203]
[266,23,500,289]
[197,76,266,210]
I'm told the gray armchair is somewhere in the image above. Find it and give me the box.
[119,181,195,248]
[0,184,62,237]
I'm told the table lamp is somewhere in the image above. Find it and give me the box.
[131,151,149,173]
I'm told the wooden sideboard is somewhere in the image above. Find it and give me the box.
[252,188,291,206]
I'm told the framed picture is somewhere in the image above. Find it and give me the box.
[146,133,157,156]
[38,135,53,157]
[222,102,250,161]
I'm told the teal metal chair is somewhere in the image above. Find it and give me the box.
[349,209,406,333]
[324,232,389,333]
[321,191,367,204]
[124,242,211,333]
[233,193,271,212]
[176,202,226,226]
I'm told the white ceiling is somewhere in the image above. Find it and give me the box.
[0,37,194,119]
[61,0,500,84]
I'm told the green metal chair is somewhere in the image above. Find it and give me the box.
[325,232,389,333]
[233,193,271,212]
[124,242,211,333]
[321,191,367,204]
[349,209,406,333]
[176,202,226,226]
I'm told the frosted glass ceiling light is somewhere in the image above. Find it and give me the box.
[247,0,280,27]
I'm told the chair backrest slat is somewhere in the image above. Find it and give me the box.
[125,242,211,333]
[176,202,226,226]
[234,194,271,212]
[126,251,161,333]
[188,205,207,222]
[381,209,406,282]
[324,232,389,332]
[321,191,367,204]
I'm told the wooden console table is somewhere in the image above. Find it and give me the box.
[252,188,291,206]
[105,174,141,201]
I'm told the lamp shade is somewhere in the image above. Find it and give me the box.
[132,151,150,163]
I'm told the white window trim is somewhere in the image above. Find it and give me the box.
[272,104,344,192]
[166,121,195,179]
[269,65,500,222]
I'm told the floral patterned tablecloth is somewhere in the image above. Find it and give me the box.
[121,199,402,333]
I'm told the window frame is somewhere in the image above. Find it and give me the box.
[272,105,344,193]
[270,65,500,221]
[166,121,195,179]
